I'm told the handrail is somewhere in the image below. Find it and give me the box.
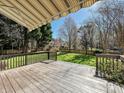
[96,54,120,58]
[0,51,55,58]
[120,55,124,62]
[0,51,57,71]
[96,54,124,80]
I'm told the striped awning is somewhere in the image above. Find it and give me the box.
[0,0,97,31]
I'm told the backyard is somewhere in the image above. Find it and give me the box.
[57,53,96,67]
[0,0,124,93]
[58,52,124,84]
[1,52,95,69]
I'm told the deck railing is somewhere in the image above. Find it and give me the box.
[0,51,57,71]
[96,54,124,78]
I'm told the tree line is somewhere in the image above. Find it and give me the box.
[58,0,124,54]
[0,14,52,53]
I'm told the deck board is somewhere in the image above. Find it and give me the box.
[0,61,123,93]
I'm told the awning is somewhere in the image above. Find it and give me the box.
[0,0,97,31]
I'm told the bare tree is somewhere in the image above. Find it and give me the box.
[100,0,124,47]
[86,22,96,52]
[58,16,78,50]
[78,21,96,54]
[79,25,89,54]
[92,0,124,53]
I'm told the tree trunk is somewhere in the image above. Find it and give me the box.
[23,28,28,53]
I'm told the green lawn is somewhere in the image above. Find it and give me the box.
[57,53,96,67]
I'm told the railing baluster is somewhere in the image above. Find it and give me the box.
[12,57,15,68]
[17,55,18,67]
[102,57,105,77]
[6,56,8,70]
[96,54,123,81]
[21,55,23,66]
[7,56,10,69]
[48,52,50,60]
[31,54,32,63]
[19,56,21,67]
[36,54,37,62]
[20,55,22,66]
[0,51,57,71]
[3,57,4,70]
[56,52,57,61]
[100,57,102,77]
[105,57,107,77]
[15,56,17,68]
[22,55,24,66]
[10,57,12,69]
[116,58,119,70]
[112,57,114,71]
[96,56,98,76]
[4,57,8,70]
[0,57,1,71]
[25,54,27,65]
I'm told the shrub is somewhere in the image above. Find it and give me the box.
[109,66,124,84]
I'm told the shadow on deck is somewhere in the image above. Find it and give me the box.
[0,61,123,93]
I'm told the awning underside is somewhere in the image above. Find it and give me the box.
[0,0,97,31]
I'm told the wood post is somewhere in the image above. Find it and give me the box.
[95,56,98,76]
[48,52,50,60]
[55,52,57,61]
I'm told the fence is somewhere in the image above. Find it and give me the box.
[60,49,94,55]
[0,51,57,71]
[96,54,124,83]
[60,49,121,55]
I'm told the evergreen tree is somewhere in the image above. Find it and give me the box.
[0,14,24,50]
[28,23,52,50]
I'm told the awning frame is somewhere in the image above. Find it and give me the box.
[0,0,98,31]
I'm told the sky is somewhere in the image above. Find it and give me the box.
[51,1,102,39]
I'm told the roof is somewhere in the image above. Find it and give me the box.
[0,0,98,31]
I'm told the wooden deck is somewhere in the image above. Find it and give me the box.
[0,61,123,93]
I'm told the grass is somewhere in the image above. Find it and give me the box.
[58,53,124,84]
[57,53,96,67]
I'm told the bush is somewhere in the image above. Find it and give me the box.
[108,67,124,84]
[100,61,124,85]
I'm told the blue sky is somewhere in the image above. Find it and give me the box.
[51,1,102,39]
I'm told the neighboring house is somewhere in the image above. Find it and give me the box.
[28,39,37,52]
[49,39,61,51]
[43,39,61,51]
